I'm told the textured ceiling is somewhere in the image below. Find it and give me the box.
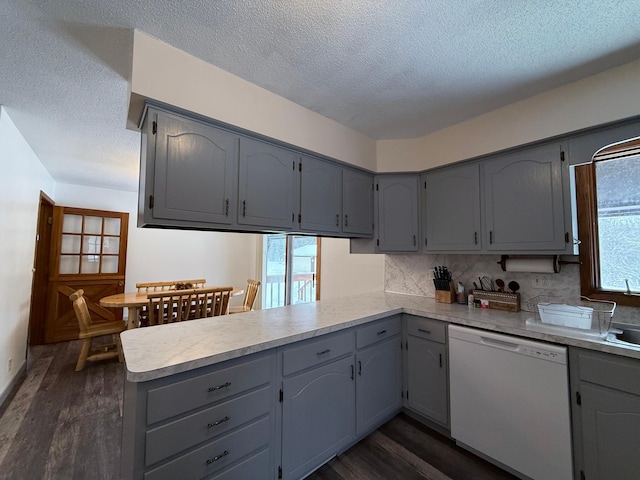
[2,0,640,192]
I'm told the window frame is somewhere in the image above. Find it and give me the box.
[575,153,640,308]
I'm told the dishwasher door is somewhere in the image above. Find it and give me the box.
[448,325,573,480]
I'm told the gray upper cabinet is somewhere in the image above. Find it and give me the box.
[483,142,567,251]
[238,137,298,229]
[299,156,342,234]
[143,108,237,226]
[342,169,374,236]
[376,175,419,252]
[422,164,481,251]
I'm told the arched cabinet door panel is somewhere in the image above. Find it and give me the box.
[238,137,297,229]
[152,110,237,225]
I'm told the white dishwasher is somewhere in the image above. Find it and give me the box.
[448,325,573,480]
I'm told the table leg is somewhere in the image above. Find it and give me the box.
[127,306,140,329]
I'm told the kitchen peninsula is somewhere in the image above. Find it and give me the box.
[120,292,640,480]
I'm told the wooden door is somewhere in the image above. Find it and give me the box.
[44,206,129,343]
[28,192,55,345]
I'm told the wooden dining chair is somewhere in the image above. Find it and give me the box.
[69,289,126,371]
[229,279,261,314]
[146,286,233,325]
[136,279,207,325]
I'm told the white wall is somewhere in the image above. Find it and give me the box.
[130,31,377,171]
[377,58,640,171]
[0,106,56,400]
[54,184,260,310]
[320,238,384,299]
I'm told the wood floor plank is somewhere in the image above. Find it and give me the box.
[0,351,54,465]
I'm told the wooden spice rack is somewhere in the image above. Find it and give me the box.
[472,290,521,312]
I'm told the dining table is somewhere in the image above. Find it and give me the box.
[100,287,245,329]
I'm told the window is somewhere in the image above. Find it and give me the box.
[262,234,320,309]
[576,137,640,307]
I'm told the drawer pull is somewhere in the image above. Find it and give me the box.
[316,349,331,356]
[358,360,362,375]
[377,329,387,335]
[206,450,229,465]
[207,416,230,429]
[208,382,231,392]
[418,328,431,335]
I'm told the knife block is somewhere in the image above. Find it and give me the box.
[435,282,456,303]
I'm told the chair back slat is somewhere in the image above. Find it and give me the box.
[243,279,262,310]
[69,289,92,333]
[136,279,207,293]
[146,286,233,325]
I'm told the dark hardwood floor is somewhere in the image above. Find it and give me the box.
[0,341,517,480]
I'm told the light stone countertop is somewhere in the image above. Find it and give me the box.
[120,291,640,382]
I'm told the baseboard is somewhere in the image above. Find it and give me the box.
[0,361,27,413]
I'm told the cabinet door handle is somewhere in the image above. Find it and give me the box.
[351,364,354,380]
[208,382,231,392]
[316,349,331,357]
[439,353,442,368]
[413,234,416,246]
[489,230,493,244]
[474,231,478,244]
[358,360,362,376]
[225,199,229,217]
[336,214,340,226]
[206,450,229,465]
[207,416,230,429]
[242,200,246,217]
[344,214,349,227]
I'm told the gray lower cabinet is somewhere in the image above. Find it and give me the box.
[422,164,481,251]
[483,142,568,251]
[343,168,374,236]
[140,107,238,228]
[376,175,419,252]
[569,348,640,480]
[405,316,448,427]
[355,316,402,436]
[120,351,277,480]
[238,137,298,229]
[280,331,356,480]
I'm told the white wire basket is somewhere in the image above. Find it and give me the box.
[525,295,616,339]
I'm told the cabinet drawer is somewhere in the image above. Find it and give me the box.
[145,386,272,466]
[576,349,640,396]
[147,353,273,425]
[144,416,271,480]
[208,448,271,480]
[406,316,446,344]
[356,316,401,350]
[282,330,354,376]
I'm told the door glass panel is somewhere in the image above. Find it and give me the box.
[61,234,81,254]
[101,256,119,273]
[82,235,101,255]
[62,214,83,234]
[103,217,121,235]
[264,234,287,308]
[102,237,120,254]
[81,255,100,274]
[59,255,80,274]
[84,216,103,234]
[291,237,317,305]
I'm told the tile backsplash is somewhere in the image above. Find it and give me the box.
[385,254,639,324]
